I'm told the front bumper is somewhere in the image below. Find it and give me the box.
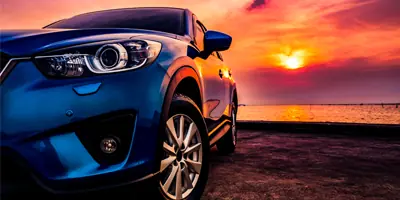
[0,60,169,193]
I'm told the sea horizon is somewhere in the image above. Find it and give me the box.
[239,103,400,106]
[237,104,400,125]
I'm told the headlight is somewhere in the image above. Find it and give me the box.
[35,40,162,78]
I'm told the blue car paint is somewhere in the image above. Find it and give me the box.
[0,34,184,184]
[0,8,236,194]
[0,28,184,57]
[1,57,169,181]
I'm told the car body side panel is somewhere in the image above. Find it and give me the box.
[186,12,233,120]
[158,45,230,123]
[220,56,237,115]
[198,55,228,120]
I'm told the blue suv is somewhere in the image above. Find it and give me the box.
[0,7,238,200]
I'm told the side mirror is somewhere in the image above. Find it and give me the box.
[202,30,232,57]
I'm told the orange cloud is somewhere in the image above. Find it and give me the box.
[1,0,400,104]
[205,0,400,70]
[1,0,399,70]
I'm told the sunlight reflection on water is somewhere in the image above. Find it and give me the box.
[237,105,400,124]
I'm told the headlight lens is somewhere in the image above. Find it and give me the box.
[94,43,128,71]
[35,40,161,77]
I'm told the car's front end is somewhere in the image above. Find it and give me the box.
[0,28,181,195]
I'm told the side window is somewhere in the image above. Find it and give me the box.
[198,21,208,32]
[193,19,205,50]
[197,21,222,60]
[193,18,222,60]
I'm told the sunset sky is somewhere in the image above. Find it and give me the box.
[1,0,399,105]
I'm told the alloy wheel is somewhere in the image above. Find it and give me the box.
[160,114,203,200]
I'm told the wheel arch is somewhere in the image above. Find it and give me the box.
[162,66,203,119]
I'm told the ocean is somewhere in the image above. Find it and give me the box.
[237,105,400,125]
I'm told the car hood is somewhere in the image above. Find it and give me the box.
[0,28,177,57]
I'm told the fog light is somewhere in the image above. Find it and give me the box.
[100,137,119,154]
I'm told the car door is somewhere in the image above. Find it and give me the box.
[215,51,232,112]
[192,18,229,120]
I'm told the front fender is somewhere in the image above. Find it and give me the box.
[161,64,203,119]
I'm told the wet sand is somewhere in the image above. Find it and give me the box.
[203,130,400,200]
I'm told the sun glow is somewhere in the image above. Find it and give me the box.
[277,49,307,70]
[284,57,302,69]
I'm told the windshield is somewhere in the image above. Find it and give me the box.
[45,8,186,35]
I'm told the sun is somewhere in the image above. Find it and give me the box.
[276,49,307,70]
[284,56,302,69]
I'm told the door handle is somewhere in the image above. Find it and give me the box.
[219,69,223,78]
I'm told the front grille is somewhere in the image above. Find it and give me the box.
[0,52,11,72]
[0,150,42,195]
[0,155,29,182]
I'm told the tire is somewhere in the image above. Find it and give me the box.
[156,94,210,200]
[216,103,237,154]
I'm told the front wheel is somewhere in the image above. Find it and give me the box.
[158,95,209,200]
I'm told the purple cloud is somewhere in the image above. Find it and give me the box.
[326,0,400,29]
[247,0,268,11]
[235,58,400,104]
